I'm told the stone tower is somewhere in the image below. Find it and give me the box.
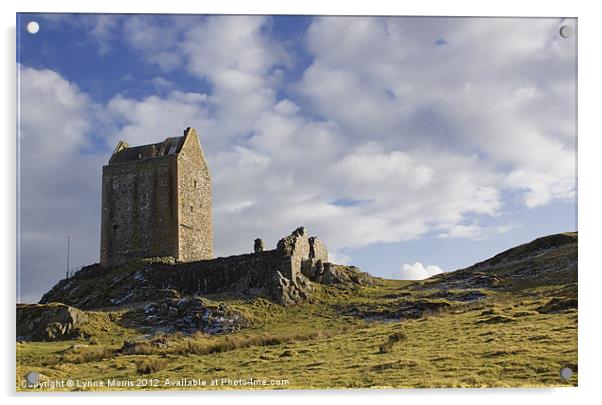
[100,127,213,267]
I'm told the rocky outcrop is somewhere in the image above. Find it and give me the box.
[128,297,250,334]
[17,303,88,341]
[419,271,505,290]
[16,298,252,342]
[272,271,313,306]
[302,261,375,286]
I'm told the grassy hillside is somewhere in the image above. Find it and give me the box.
[16,233,578,390]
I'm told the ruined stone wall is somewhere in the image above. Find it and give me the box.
[143,250,292,297]
[276,227,309,280]
[176,131,213,261]
[100,156,179,267]
[48,227,338,308]
[274,228,329,281]
[147,228,325,297]
[309,237,328,262]
[139,228,324,295]
[42,245,311,307]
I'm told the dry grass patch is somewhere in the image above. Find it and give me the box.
[135,357,168,375]
[379,330,407,353]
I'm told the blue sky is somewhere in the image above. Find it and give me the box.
[17,14,577,302]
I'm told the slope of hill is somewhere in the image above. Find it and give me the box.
[16,232,578,390]
[422,232,577,290]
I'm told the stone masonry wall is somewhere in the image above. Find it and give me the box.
[276,227,309,280]
[177,130,213,261]
[101,128,214,267]
[276,227,329,280]
[100,156,179,266]
[309,237,328,262]
[143,250,292,297]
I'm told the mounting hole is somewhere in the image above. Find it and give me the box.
[26,371,39,384]
[26,21,40,34]
[560,367,573,380]
[559,25,573,38]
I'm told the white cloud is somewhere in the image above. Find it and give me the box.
[116,15,289,143]
[504,169,576,208]
[328,252,351,265]
[435,222,513,240]
[18,66,106,302]
[106,91,211,148]
[298,17,576,209]
[19,67,92,158]
[181,16,286,140]
[151,76,173,90]
[334,149,434,188]
[392,262,444,280]
[120,15,193,71]
[182,16,283,78]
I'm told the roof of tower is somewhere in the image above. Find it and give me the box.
[108,128,197,164]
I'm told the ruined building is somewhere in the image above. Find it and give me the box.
[100,127,213,267]
[83,126,368,306]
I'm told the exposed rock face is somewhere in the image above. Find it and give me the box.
[419,271,505,290]
[17,303,87,341]
[302,261,375,286]
[273,271,313,306]
[131,297,250,334]
[17,298,252,342]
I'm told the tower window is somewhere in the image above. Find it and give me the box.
[193,180,197,188]
[113,224,118,231]
[190,206,194,213]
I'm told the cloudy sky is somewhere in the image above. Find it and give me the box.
[17,14,576,302]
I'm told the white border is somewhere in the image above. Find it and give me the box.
[2,1,600,404]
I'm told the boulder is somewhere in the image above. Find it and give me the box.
[302,261,375,286]
[17,303,87,341]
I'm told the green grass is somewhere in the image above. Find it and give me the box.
[16,278,577,391]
